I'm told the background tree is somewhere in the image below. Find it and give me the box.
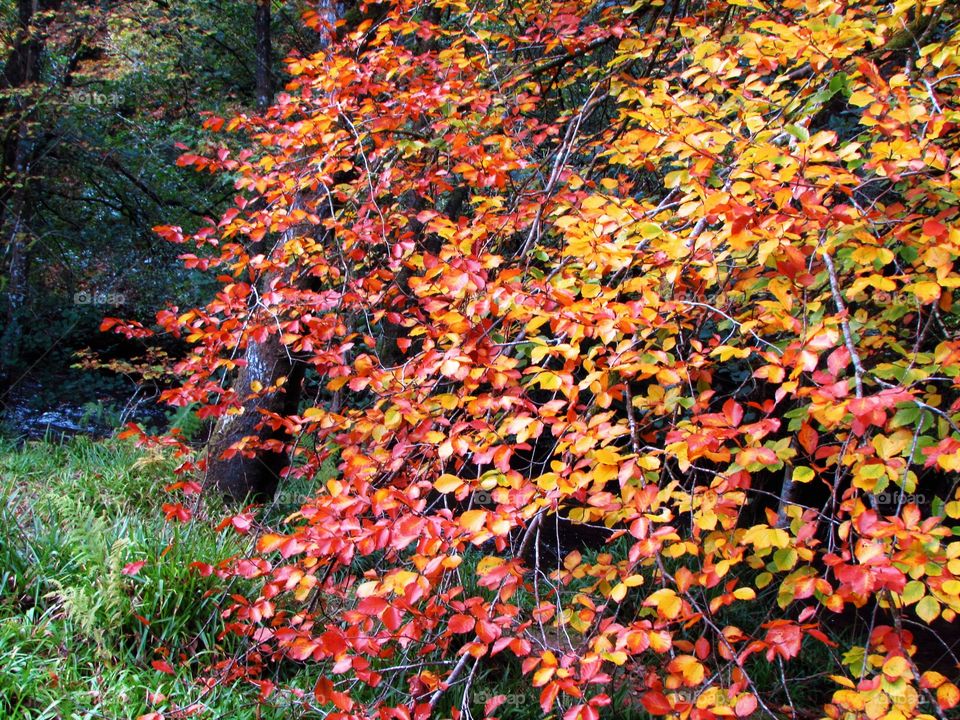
[0,0,309,423]
[0,0,65,371]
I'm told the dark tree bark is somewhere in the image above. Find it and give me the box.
[205,0,344,501]
[0,129,31,371]
[0,0,64,375]
[204,331,306,501]
[254,0,272,112]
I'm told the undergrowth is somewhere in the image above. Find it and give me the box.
[0,436,316,719]
[0,436,851,719]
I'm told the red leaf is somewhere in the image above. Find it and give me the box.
[314,677,354,712]
[827,347,850,376]
[485,695,507,716]
[449,614,476,634]
[189,562,214,577]
[798,422,818,455]
[151,660,175,675]
[539,681,561,713]
[723,399,743,427]
[122,561,147,576]
[735,694,758,717]
[641,691,673,715]
[162,503,192,523]
[923,218,947,238]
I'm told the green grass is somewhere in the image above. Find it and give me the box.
[0,436,317,719]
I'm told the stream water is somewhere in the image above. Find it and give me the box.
[0,379,169,441]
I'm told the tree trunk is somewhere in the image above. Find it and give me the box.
[254,0,272,112]
[0,128,31,372]
[204,332,305,501]
[0,0,62,378]
[205,0,343,501]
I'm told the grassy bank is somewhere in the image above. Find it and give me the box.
[0,437,304,719]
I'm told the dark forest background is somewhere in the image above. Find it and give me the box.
[0,0,316,437]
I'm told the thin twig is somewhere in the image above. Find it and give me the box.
[822,249,864,398]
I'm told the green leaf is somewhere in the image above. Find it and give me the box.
[890,405,920,429]
[792,466,815,483]
[829,72,849,94]
[773,548,798,572]
[916,595,940,623]
[639,222,662,238]
[785,124,810,143]
[901,580,925,605]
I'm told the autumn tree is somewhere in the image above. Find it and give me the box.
[127,1,960,718]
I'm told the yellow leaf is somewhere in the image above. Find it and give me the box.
[388,570,418,594]
[645,588,682,619]
[434,474,463,493]
[593,462,618,485]
[537,371,563,391]
[593,447,622,465]
[477,556,504,576]
[917,595,940,623]
[636,455,660,470]
[532,666,554,686]
[536,473,558,491]
[793,466,815,483]
[669,654,706,686]
[460,509,487,533]
[710,345,752,361]
[905,281,941,304]
[581,195,607,211]
[742,525,790,549]
[639,222,662,238]
[436,393,459,410]
[603,651,628,666]
[882,656,909,679]
[327,376,349,392]
[356,580,380,598]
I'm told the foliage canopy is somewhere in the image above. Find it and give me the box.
[121,1,960,718]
